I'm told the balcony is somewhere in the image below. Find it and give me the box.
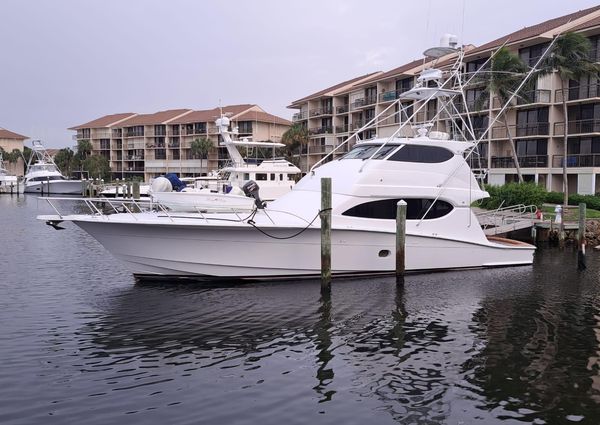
[555,84,600,103]
[309,126,333,135]
[335,124,349,133]
[415,110,438,122]
[351,95,377,110]
[490,123,549,139]
[112,129,123,138]
[453,99,488,114]
[336,104,350,114]
[491,155,548,168]
[467,158,489,169]
[379,88,411,103]
[292,111,308,121]
[310,107,333,118]
[126,155,144,161]
[552,154,600,168]
[554,119,600,136]
[516,89,552,105]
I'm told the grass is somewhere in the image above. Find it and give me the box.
[540,205,600,220]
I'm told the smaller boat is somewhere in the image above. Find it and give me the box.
[24,140,84,194]
[99,182,151,198]
[150,116,301,212]
[0,152,23,194]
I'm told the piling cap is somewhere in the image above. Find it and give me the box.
[397,200,407,206]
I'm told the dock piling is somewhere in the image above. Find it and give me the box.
[578,202,587,270]
[320,177,331,290]
[132,181,140,200]
[396,200,407,284]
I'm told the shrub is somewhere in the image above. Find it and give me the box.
[479,182,546,209]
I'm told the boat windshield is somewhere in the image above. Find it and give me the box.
[30,164,58,173]
[340,144,399,160]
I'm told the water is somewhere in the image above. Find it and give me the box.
[2,195,600,424]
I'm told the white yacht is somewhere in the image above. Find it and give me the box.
[24,141,83,194]
[38,37,536,279]
[150,120,301,212]
[0,153,23,194]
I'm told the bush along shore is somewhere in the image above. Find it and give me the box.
[477,182,600,246]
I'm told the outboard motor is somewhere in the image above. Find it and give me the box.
[242,180,265,209]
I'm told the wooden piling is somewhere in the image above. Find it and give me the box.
[578,202,587,270]
[320,177,332,289]
[132,181,140,200]
[396,200,407,284]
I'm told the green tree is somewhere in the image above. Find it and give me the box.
[54,148,76,177]
[478,47,527,183]
[22,146,33,167]
[539,32,600,207]
[82,155,110,180]
[75,139,92,162]
[190,137,213,174]
[282,124,309,171]
[7,148,22,164]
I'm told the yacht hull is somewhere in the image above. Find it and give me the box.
[25,180,83,194]
[71,219,534,279]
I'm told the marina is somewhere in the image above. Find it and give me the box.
[3,194,600,424]
[5,2,600,424]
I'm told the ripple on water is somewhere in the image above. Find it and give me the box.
[3,196,600,424]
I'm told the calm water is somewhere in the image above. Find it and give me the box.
[2,195,600,424]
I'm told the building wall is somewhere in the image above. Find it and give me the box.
[75,115,291,181]
[289,15,600,194]
[0,138,25,176]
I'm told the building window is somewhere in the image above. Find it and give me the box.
[466,58,489,74]
[519,43,548,67]
[238,121,253,134]
[155,149,166,160]
[516,107,549,136]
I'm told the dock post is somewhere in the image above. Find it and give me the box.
[396,200,407,284]
[578,202,587,270]
[46,176,50,196]
[320,177,332,290]
[16,180,20,196]
[132,181,140,200]
[10,182,14,195]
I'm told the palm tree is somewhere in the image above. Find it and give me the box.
[539,32,600,207]
[282,124,309,172]
[190,137,213,175]
[478,47,527,183]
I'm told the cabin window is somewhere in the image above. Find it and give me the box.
[388,145,453,163]
[270,173,275,181]
[243,173,250,180]
[340,144,398,160]
[31,176,65,182]
[279,174,283,181]
[342,198,453,220]
[256,173,267,181]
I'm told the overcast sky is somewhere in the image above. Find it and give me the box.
[2,0,600,148]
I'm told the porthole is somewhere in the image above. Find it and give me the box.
[378,250,391,257]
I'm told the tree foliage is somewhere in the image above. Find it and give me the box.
[477,47,527,183]
[82,155,110,180]
[281,124,309,168]
[54,148,76,177]
[75,139,92,162]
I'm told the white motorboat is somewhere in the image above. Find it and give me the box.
[150,119,301,212]
[38,37,536,279]
[24,141,83,194]
[0,153,23,194]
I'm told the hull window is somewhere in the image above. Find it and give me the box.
[388,145,453,163]
[342,198,453,220]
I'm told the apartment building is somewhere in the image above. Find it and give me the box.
[289,5,600,195]
[0,127,27,176]
[70,105,291,181]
